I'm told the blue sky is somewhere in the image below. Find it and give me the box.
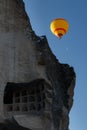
[23,0,87,130]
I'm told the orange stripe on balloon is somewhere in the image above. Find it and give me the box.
[54,28,66,33]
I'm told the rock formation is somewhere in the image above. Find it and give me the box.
[0,0,76,130]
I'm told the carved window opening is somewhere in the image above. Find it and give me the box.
[37,95,41,102]
[15,92,20,97]
[29,96,35,102]
[22,105,28,112]
[21,90,27,96]
[7,105,13,112]
[22,96,27,103]
[14,105,20,111]
[4,80,46,115]
[29,103,36,111]
[14,98,20,103]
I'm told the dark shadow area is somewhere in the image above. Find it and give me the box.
[0,118,31,130]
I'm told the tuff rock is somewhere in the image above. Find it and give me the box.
[0,0,76,130]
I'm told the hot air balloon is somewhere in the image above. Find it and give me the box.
[50,18,69,39]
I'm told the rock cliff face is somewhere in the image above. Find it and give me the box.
[0,0,76,130]
[35,37,75,130]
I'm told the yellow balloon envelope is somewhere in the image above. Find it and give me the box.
[50,18,69,39]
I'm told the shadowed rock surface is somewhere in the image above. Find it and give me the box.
[0,118,31,130]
